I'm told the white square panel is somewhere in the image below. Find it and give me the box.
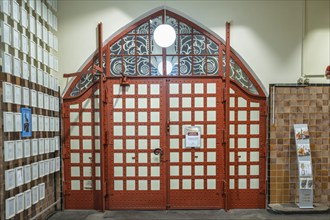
[195,166,204,176]
[125,112,135,122]
[139,180,148,190]
[82,99,91,109]
[170,139,179,149]
[238,124,247,135]
[207,152,216,162]
[170,97,179,108]
[113,112,123,122]
[238,179,247,189]
[182,111,191,121]
[230,152,235,162]
[238,138,247,148]
[230,111,235,121]
[169,83,179,94]
[113,98,122,109]
[83,153,92,163]
[250,138,259,148]
[207,165,216,176]
[207,111,216,121]
[113,84,122,95]
[126,98,135,108]
[195,179,204,189]
[238,152,247,162]
[114,139,123,149]
[238,111,247,121]
[230,179,235,189]
[151,180,160,190]
[138,139,147,149]
[151,167,160,176]
[250,111,260,121]
[194,83,204,94]
[207,124,216,135]
[182,166,191,176]
[126,180,135,190]
[114,167,123,177]
[126,153,135,163]
[250,102,260,107]
[250,179,259,189]
[125,84,135,95]
[182,97,191,108]
[138,167,148,177]
[250,165,259,175]
[150,84,160,94]
[182,83,191,94]
[170,152,179,162]
[83,140,92,150]
[71,180,80,190]
[114,180,123,190]
[151,139,160,149]
[207,138,216,149]
[150,112,160,122]
[126,167,135,177]
[138,153,148,163]
[250,124,259,134]
[150,98,160,108]
[207,97,216,107]
[182,152,191,162]
[194,97,203,108]
[70,112,79,122]
[170,166,179,176]
[239,165,247,175]
[138,98,147,108]
[250,152,259,162]
[71,167,80,177]
[70,153,80,163]
[182,179,191,189]
[83,167,92,177]
[82,112,91,122]
[170,179,179,189]
[126,139,135,149]
[138,112,147,122]
[207,179,216,189]
[170,111,179,122]
[150,126,160,136]
[230,166,235,176]
[114,153,123,163]
[138,126,148,136]
[230,97,235,107]
[238,97,247,107]
[70,126,79,136]
[138,84,147,94]
[229,125,235,135]
[170,125,179,135]
[194,152,204,162]
[207,83,216,94]
[126,126,135,136]
[83,126,92,136]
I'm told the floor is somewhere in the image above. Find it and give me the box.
[48,209,330,220]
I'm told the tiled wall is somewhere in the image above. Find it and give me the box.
[269,85,330,206]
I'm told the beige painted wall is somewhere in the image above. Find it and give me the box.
[58,0,330,94]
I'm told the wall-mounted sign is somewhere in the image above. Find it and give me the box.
[185,126,201,148]
[294,124,313,209]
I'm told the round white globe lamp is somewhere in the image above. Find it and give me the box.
[153,24,176,48]
[158,61,173,75]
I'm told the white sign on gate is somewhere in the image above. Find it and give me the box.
[185,126,201,148]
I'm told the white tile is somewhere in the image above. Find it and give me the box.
[230,152,235,162]
[238,111,247,121]
[170,166,179,176]
[195,179,204,189]
[250,165,259,175]
[70,140,80,150]
[194,83,204,94]
[250,179,259,189]
[170,179,179,189]
[207,152,216,162]
[113,112,122,122]
[138,126,148,136]
[70,126,79,136]
[125,84,135,95]
[114,139,123,149]
[230,111,235,121]
[138,112,148,122]
[238,124,247,135]
[83,140,92,150]
[250,152,259,162]
[138,180,148,190]
[126,139,135,149]
[182,97,191,108]
[207,97,216,107]
[113,98,122,109]
[230,88,235,94]
[151,166,160,177]
[150,112,160,122]
[238,152,247,162]
[182,166,191,176]
[250,138,259,148]
[125,112,135,122]
[238,97,247,107]
[113,84,122,95]
[126,98,135,108]
[207,179,216,189]
[138,84,147,95]
[138,153,148,163]
[138,98,147,108]
[207,124,216,135]
[182,179,191,189]
[170,125,179,135]
[82,112,91,122]
[83,153,92,163]
[114,153,123,163]
[126,180,135,190]
[250,124,259,134]
[238,138,247,148]
[114,126,123,136]
[126,126,135,136]
[230,179,235,189]
[150,98,160,108]
[83,167,92,177]
[170,97,179,108]
[194,152,204,162]
[138,139,147,149]
[150,84,160,94]
[207,138,216,149]
[126,153,135,163]
[194,97,203,107]
[182,83,191,94]
[195,165,204,176]
[83,126,92,136]
[182,111,191,121]
[126,167,135,176]
[250,102,260,107]
[170,139,179,149]
[238,165,247,175]
[70,112,79,122]
[82,98,91,109]
[207,111,216,121]
[114,180,123,190]
[114,167,123,177]
[207,83,216,94]
[238,179,247,189]
[207,165,216,176]
[71,180,80,190]
[230,97,235,107]
[170,111,179,122]
[170,152,180,162]
[151,139,160,149]
[250,111,260,121]
[71,167,80,177]
[182,152,191,162]
[151,180,160,190]
[195,111,204,121]
[169,83,179,94]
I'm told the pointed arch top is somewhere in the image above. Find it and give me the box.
[63,7,267,99]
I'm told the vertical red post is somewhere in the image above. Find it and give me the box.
[225,21,231,211]
[98,22,106,212]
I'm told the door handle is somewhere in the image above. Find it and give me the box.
[153,148,163,156]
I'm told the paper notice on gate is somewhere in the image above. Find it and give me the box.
[185,126,201,148]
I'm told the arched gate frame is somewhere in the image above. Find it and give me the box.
[62,9,267,210]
